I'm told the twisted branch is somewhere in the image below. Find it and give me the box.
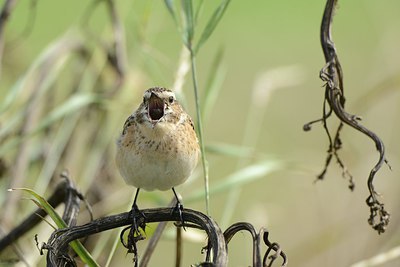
[304,0,391,234]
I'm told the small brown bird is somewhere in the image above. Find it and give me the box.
[116,87,200,229]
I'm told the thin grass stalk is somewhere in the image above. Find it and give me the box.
[189,48,209,215]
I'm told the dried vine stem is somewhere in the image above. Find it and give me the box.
[44,208,228,267]
[223,222,287,267]
[43,208,288,266]
[304,0,390,234]
[1,177,287,266]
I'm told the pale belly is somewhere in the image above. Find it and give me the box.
[116,146,198,191]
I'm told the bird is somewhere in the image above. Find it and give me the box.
[116,87,200,245]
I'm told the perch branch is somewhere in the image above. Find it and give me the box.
[45,208,228,266]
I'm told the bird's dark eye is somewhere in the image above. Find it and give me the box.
[168,96,174,104]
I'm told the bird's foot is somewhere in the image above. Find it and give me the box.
[120,204,147,265]
[172,201,186,230]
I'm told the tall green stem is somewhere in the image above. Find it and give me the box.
[189,48,209,215]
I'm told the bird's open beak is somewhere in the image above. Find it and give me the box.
[148,93,165,121]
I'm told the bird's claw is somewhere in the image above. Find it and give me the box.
[120,204,147,265]
[172,201,186,230]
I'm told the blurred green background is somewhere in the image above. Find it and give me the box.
[1,0,400,266]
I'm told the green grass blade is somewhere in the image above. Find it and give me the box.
[164,0,179,26]
[181,0,194,48]
[206,142,255,158]
[189,51,210,214]
[0,34,81,116]
[31,93,102,135]
[194,0,231,53]
[186,159,284,203]
[0,93,95,155]
[0,78,24,115]
[9,188,99,266]
[194,0,205,25]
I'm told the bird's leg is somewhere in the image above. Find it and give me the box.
[120,188,146,262]
[130,188,147,231]
[171,187,185,229]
